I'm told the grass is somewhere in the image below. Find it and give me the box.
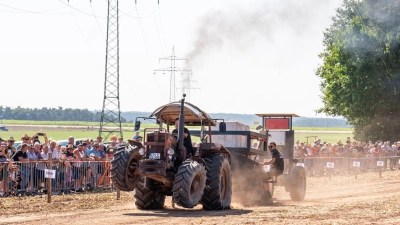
[295,132,353,144]
[0,120,353,143]
[292,126,352,131]
[0,130,352,144]
[0,130,138,142]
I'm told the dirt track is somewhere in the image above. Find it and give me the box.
[2,170,400,225]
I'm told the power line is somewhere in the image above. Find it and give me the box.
[90,4,106,40]
[119,7,159,19]
[59,0,107,18]
[0,3,72,15]
[68,6,102,67]
[151,1,167,56]
[157,6,168,58]
[134,6,166,96]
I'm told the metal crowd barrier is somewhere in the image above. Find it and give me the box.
[295,152,400,175]
[0,159,114,197]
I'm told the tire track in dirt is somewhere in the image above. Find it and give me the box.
[2,171,400,224]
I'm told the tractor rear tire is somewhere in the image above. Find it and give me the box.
[110,145,142,191]
[172,159,206,208]
[134,181,165,209]
[289,166,306,201]
[202,153,232,210]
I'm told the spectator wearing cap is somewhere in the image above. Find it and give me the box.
[7,136,16,158]
[17,134,31,150]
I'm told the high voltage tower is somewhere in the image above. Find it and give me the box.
[178,74,200,102]
[99,0,122,140]
[154,47,192,102]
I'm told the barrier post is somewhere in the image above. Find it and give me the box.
[377,160,383,178]
[326,162,334,180]
[48,153,52,203]
[353,161,360,179]
[117,188,120,200]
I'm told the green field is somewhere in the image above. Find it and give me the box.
[0,120,136,127]
[294,132,353,144]
[0,120,353,143]
[0,130,353,144]
[0,130,137,142]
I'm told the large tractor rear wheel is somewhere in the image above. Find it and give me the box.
[134,181,165,209]
[202,153,232,210]
[172,159,206,208]
[110,145,142,191]
[289,166,306,201]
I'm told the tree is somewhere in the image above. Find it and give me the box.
[317,0,400,142]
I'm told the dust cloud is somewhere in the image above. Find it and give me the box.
[179,0,343,97]
[185,0,343,68]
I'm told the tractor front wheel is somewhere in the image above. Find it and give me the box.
[172,159,206,208]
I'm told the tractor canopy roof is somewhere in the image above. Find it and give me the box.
[149,101,216,126]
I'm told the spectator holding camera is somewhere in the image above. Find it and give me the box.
[31,133,48,146]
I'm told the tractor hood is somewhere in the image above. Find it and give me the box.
[149,101,216,126]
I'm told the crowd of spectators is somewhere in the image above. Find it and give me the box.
[0,133,128,197]
[294,137,400,176]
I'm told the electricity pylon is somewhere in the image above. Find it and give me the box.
[99,0,123,141]
[154,46,192,102]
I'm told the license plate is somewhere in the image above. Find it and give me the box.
[149,153,160,160]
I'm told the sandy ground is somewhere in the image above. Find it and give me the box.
[1,170,400,225]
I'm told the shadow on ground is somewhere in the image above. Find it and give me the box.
[123,208,252,218]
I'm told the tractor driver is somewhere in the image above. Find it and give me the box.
[261,142,284,200]
[172,118,194,157]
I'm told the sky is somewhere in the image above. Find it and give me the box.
[0,0,344,117]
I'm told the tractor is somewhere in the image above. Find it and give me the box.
[190,114,307,204]
[110,95,232,210]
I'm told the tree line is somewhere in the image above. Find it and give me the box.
[121,111,350,127]
[0,106,127,122]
